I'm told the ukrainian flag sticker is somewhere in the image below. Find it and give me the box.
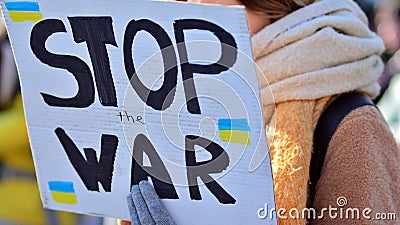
[5,1,43,22]
[218,118,251,145]
[48,181,78,205]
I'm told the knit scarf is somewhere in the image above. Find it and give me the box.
[251,0,384,224]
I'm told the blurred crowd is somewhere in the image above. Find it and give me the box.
[370,0,400,144]
[349,0,400,144]
[0,0,399,224]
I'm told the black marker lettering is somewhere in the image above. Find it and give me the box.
[174,19,238,114]
[55,127,118,192]
[30,19,95,107]
[124,19,178,111]
[185,135,236,204]
[131,134,178,199]
[69,17,118,107]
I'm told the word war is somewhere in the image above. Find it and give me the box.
[55,127,236,204]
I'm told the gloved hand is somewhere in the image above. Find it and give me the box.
[126,180,176,225]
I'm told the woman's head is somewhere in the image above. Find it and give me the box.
[238,0,315,21]
[187,0,316,34]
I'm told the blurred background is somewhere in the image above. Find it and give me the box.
[0,12,103,225]
[0,0,399,224]
[369,0,400,144]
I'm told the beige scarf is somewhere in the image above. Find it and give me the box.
[251,0,384,224]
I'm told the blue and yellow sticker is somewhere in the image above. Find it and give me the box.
[5,1,43,22]
[48,181,78,205]
[218,118,251,145]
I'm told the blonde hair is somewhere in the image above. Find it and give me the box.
[238,0,317,21]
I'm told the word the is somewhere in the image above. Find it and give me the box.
[117,111,145,124]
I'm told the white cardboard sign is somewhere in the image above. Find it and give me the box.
[1,0,277,224]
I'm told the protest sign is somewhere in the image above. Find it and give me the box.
[1,0,277,224]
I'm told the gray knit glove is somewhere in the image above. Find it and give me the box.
[127,181,176,225]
